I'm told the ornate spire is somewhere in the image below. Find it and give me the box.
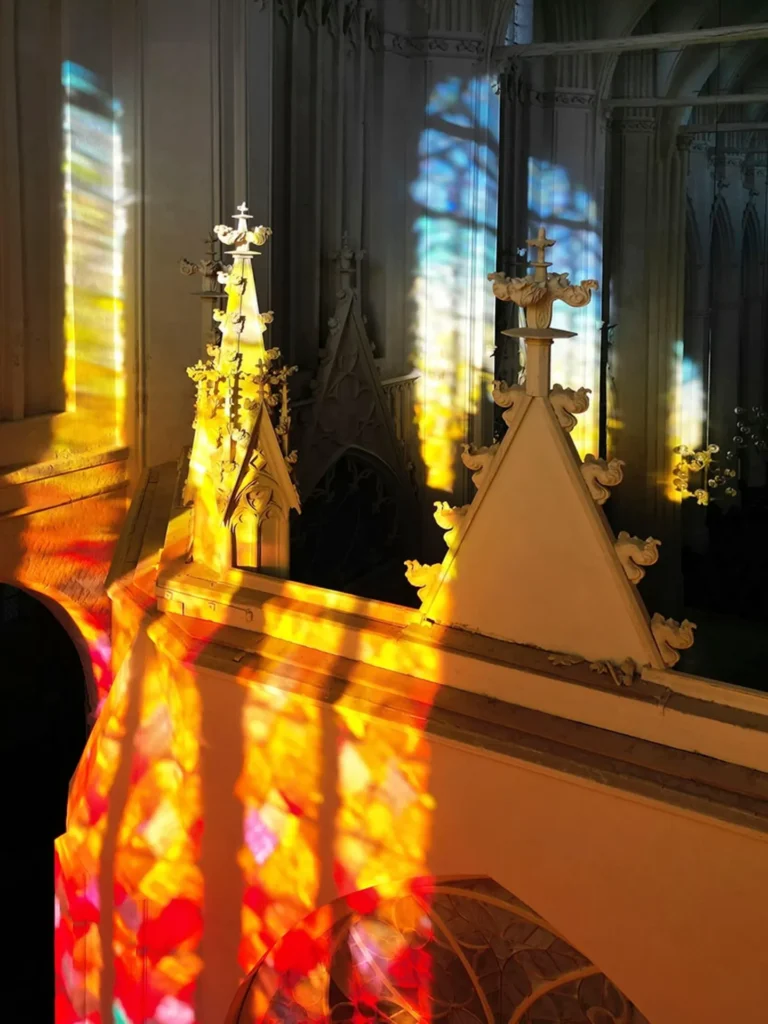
[488,229,598,396]
[330,231,365,293]
[184,203,300,578]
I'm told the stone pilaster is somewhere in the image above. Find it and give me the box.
[606,115,689,613]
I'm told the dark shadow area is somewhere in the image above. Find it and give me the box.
[291,449,419,606]
[0,584,89,1022]
[680,487,768,690]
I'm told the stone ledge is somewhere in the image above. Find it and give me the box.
[145,605,768,836]
[0,448,130,518]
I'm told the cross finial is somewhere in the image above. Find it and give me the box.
[235,201,252,220]
[525,226,555,283]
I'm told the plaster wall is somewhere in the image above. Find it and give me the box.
[58,615,768,1024]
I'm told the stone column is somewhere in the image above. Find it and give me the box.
[682,141,711,457]
[606,113,689,614]
[709,156,748,461]
[739,163,767,489]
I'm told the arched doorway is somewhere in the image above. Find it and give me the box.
[225,876,650,1023]
[0,584,90,1021]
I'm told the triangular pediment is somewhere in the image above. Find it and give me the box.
[298,285,412,498]
[419,395,665,669]
[223,404,300,526]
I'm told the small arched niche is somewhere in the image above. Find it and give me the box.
[0,583,90,1021]
[291,445,416,605]
[225,876,650,1024]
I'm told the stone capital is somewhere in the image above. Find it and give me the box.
[382,31,485,59]
[612,115,657,135]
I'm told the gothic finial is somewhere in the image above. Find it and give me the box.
[213,202,272,255]
[331,232,365,291]
[526,226,555,282]
[488,226,598,397]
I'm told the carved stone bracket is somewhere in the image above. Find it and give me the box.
[612,117,657,135]
[581,454,625,504]
[615,532,661,584]
[491,379,525,426]
[403,559,440,602]
[549,384,591,432]
[433,501,469,552]
[488,268,598,329]
[461,442,499,490]
[651,613,697,667]
[529,88,596,109]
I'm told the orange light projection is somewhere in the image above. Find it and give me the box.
[56,627,204,1024]
[53,167,443,1021]
[237,680,323,973]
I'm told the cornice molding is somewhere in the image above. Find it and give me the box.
[612,116,657,134]
[530,87,596,109]
[382,31,485,59]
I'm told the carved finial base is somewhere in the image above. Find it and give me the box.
[581,454,624,504]
[404,560,440,603]
[461,442,499,490]
[549,384,591,432]
[651,613,697,667]
[615,532,661,584]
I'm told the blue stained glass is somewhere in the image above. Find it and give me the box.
[443,112,472,128]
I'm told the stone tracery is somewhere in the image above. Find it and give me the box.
[225,877,651,1024]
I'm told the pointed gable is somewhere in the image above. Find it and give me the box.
[298,236,413,500]
[421,393,663,667]
[406,228,688,672]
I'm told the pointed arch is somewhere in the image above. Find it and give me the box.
[686,194,705,271]
[0,580,100,715]
[711,195,736,277]
[225,876,652,1024]
[740,204,766,473]
[742,203,762,296]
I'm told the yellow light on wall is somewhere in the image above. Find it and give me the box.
[61,62,127,445]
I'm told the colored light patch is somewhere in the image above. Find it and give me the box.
[245,809,280,865]
[528,158,602,457]
[154,995,196,1024]
[410,75,499,496]
[667,340,705,499]
[62,60,127,442]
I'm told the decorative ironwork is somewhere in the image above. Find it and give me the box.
[673,405,768,505]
